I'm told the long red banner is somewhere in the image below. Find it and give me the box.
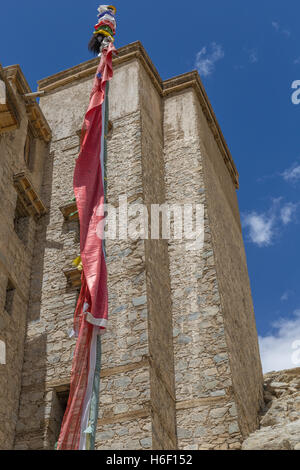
[57,42,116,450]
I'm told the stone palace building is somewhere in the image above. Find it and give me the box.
[0,42,264,450]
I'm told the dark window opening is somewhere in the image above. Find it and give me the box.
[57,388,70,414]
[4,279,15,316]
[24,128,35,170]
[48,385,70,450]
[14,196,30,245]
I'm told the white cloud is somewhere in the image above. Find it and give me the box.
[280,202,297,225]
[272,21,280,31]
[259,310,300,373]
[195,43,224,77]
[282,163,300,183]
[242,199,298,247]
[294,57,300,65]
[242,212,275,246]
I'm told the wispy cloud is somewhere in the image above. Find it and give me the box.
[272,21,291,37]
[234,48,258,71]
[259,310,300,373]
[242,212,275,246]
[258,161,300,184]
[242,199,298,247]
[282,29,291,38]
[280,202,298,224]
[282,163,300,183]
[294,57,300,65]
[195,43,224,77]
[281,290,294,302]
[234,65,244,71]
[248,49,258,64]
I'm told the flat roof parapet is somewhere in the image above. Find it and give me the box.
[37,41,239,188]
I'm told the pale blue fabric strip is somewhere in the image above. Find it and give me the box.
[86,334,102,450]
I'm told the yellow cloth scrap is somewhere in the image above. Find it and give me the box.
[72,256,83,272]
[93,29,114,41]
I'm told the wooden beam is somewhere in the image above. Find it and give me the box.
[63,267,81,288]
[13,172,47,218]
[59,201,78,222]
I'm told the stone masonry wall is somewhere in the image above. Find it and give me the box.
[15,59,154,450]
[163,89,244,450]
[196,93,265,437]
[0,77,48,449]
[139,64,177,449]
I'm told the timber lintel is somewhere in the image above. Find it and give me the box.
[59,201,78,222]
[63,267,81,289]
[13,172,48,218]
[3,64,52,143]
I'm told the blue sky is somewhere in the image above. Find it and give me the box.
[1,1,300,372]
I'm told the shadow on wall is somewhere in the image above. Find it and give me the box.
[45,385,69,449]
[28,151,54,322]
[14,333,47,450]
[13,150,55,448]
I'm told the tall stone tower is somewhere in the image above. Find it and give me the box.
[0,42,264,450]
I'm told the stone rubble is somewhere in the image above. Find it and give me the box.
[242,368,300,450]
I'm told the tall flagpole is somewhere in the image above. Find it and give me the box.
[57,6,117,451]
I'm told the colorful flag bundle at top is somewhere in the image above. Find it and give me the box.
[89,5,117,56]
[57,5,117,451]
[94,5,116,39]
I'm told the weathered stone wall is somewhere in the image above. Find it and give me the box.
[0,74,48,449]
[14,135,80,449]
[139,64,177,449]
[15,59,154,450]
[163,89,244,450]
[98,59,151,448]
[196,93,265,437]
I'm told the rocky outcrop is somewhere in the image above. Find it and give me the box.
[242,368,300,450]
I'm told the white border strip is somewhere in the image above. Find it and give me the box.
[79,326,98,450]
[85,312,108,329]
